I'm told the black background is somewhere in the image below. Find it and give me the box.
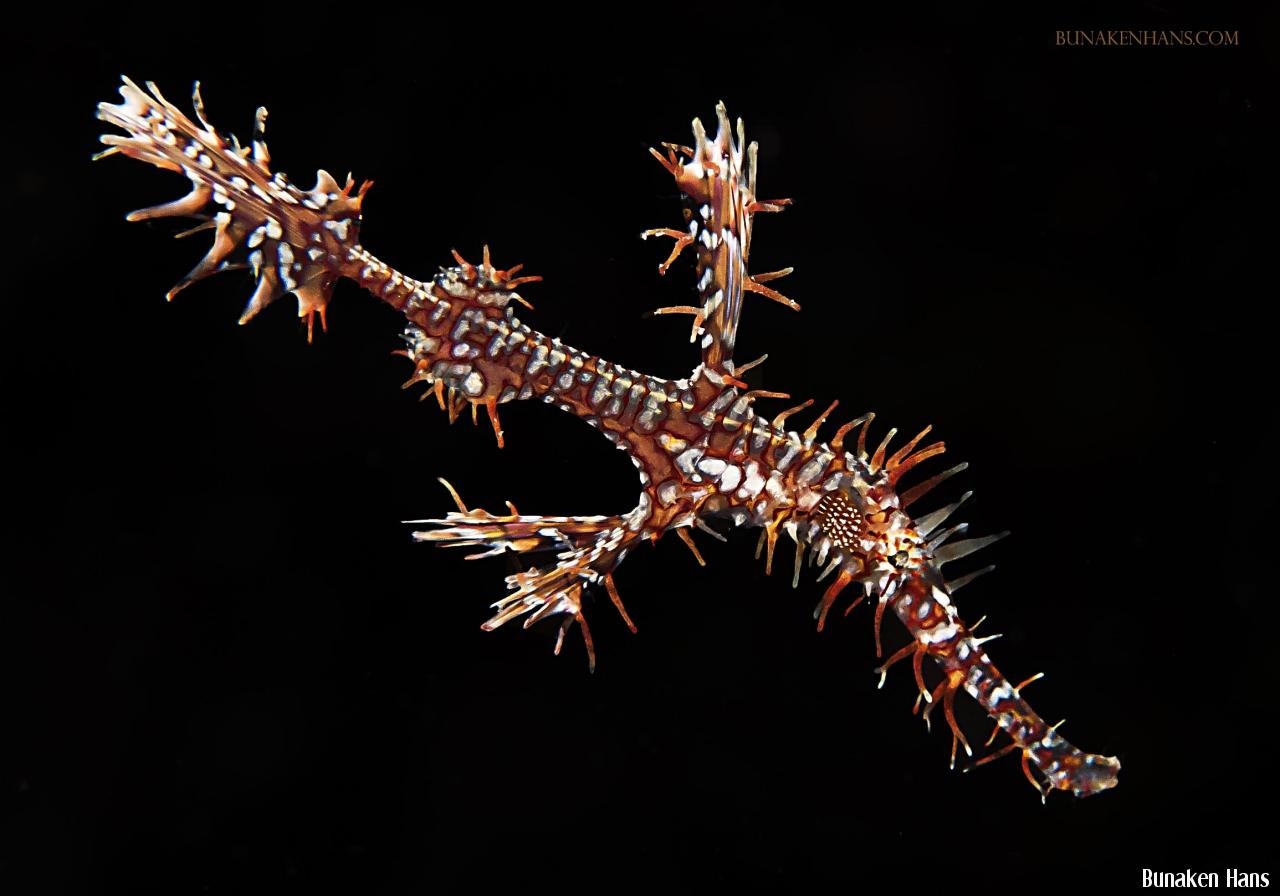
[9,3,1276,891]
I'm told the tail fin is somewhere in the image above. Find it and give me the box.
[96,77,370,338]
[878,571,1121,799]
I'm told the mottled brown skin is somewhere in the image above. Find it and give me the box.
[97,78,1119,799]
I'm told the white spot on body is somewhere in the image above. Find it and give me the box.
[988,683,1013,706]
[656,480,680,506]
[658,433,688,454]
[675,447,703,477]
[740,462,766,498]
[718,465,742,492]
[696,457,727,477]
[919,622,958,645]
[764,472,787,501]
